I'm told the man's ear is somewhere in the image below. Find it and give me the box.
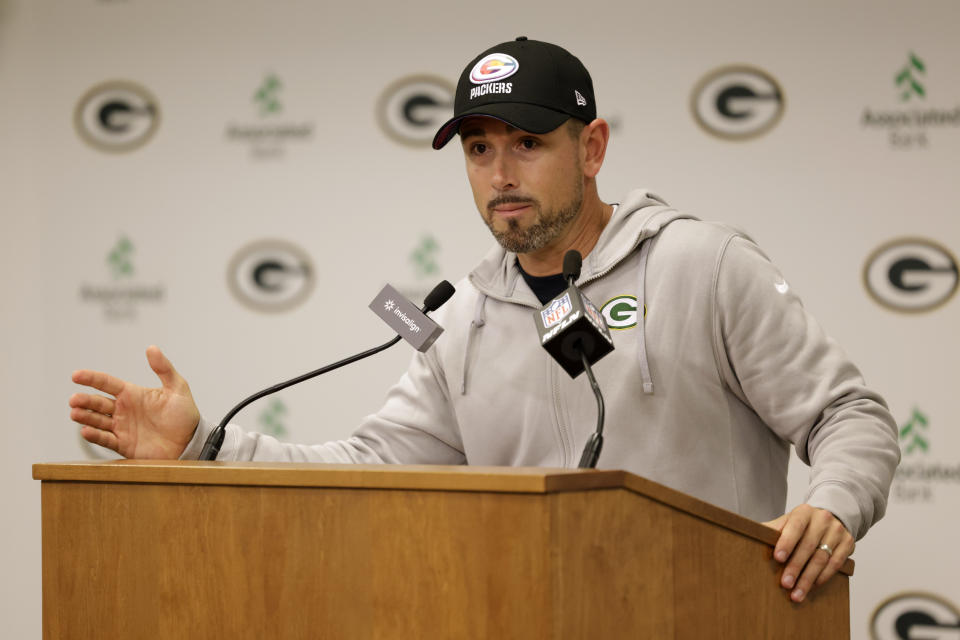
[581,118,610,178]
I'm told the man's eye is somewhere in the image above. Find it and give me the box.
[520,139,538,150]
[472,143,487,154]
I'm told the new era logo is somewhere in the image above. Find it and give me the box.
[575,90,587,106]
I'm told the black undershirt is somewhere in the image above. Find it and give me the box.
[517,260,567,304]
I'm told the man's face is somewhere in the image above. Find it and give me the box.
[459,116,584,254]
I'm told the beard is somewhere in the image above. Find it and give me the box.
[482,178,584,254]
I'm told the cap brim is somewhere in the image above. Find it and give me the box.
[431,103,571,150]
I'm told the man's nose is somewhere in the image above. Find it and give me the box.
[490,154,517,192]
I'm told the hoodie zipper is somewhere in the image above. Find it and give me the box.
[550,361,572,467]
[549,259,634,468]
[465,198,687,467]
[468,249,642,469]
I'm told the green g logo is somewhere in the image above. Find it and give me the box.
[601,295,638,330]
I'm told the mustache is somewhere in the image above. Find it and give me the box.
[486,195,539,212]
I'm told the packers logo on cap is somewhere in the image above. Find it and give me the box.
[470,54,519,84]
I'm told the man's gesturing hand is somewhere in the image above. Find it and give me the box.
[69,345,201,460]
[764,504,854,603]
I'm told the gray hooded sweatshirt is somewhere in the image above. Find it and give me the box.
[182,189,900,540]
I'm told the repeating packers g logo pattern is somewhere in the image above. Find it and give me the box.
[870,592,960,640]
[74,80,160,153]
[227,239,315,313]
[863,237,959,313]
[601,295,639,330]
[691,65,785,140]
[376,75,455,147]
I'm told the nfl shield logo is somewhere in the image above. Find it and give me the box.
[541,293,573,328]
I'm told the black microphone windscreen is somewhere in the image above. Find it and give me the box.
[562,250,582,282]
[533,284,614,378]
[423,280,456,311]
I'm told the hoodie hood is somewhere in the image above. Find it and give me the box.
[468,189,696,299]
[459,188,699,397]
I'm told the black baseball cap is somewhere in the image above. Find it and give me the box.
[431,37,596,150]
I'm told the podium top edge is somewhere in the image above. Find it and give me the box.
[32,461,624,493]
[32,460,853,575]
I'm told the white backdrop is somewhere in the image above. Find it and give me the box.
[2,1,958,637]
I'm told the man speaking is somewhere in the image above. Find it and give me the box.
[69,37,900,605]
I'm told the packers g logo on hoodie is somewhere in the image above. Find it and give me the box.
[600,295,640,330]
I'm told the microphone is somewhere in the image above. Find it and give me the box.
[533,251,614,378]
[198,280,456,461]
[563,249,581,281]
[422,280,457,312]
[532,250,612,468]
[368,282,451,352]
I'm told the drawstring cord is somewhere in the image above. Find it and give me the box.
[636,239,654,394]
[460,294,487,394]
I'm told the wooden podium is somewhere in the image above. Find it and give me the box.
[33,461,852,639]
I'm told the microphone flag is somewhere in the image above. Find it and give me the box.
[369,283,444,352]
[534,285,614,378]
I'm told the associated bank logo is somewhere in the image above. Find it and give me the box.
[691,65,784,140]
[254,74,283,115]
[900,407,929,454]
[861,52,960,149]
[376,75,455,147]
[470,54,519,84]
[107,236,135,278]
[74,80,160,153]
[396,234,444,304]
[870,592,960,640]
[863,238,958,313]
[541,294,573,328]
[226,74,314,159]
[259,398,288,439]
[600,295,638,330]
[79,235,165,321]
[410,235,440,278]
[896,52,926,102]
[891,407,960,504]
[227,239,315,312]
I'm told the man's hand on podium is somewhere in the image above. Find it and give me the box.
[764,504,855,604]
[69,345,200,460]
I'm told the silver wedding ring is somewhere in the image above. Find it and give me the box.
[818,543,834,557]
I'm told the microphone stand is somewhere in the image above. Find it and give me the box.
[198,334,402,461]
[558,250,607,470]
[198,279,455,461]
[577,345,605,469]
